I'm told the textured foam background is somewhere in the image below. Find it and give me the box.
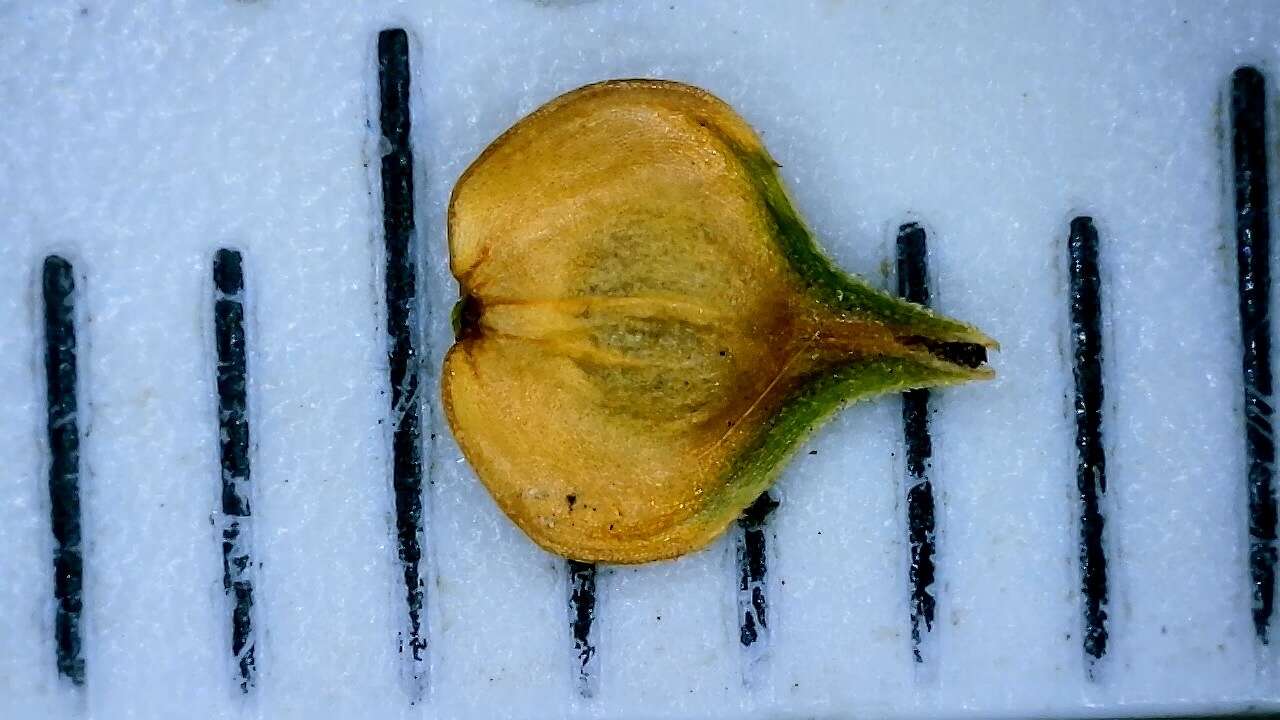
[1,1,1279,718]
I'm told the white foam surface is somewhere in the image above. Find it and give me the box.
[2,1,1279,718]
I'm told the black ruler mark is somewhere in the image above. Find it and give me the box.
[378,27,429,686]
[1230,66,1277,645]
[42,255,86,686]
[213,248,256,692]
[736,492,778,653]
[1067,216,1110,671]
[567,560,598,697]
[895,222,937,664]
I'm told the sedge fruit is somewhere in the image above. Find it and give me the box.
[443,79,995,564]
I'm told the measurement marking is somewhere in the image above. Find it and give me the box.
[1230,66,1276,645]
[377,27,429,690]
[1067,216,1110,672]
[736,491,778,662]
[213,248,256,692]
[895,223,937,664]
[42,255,86,686]
[567,560,599,698]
